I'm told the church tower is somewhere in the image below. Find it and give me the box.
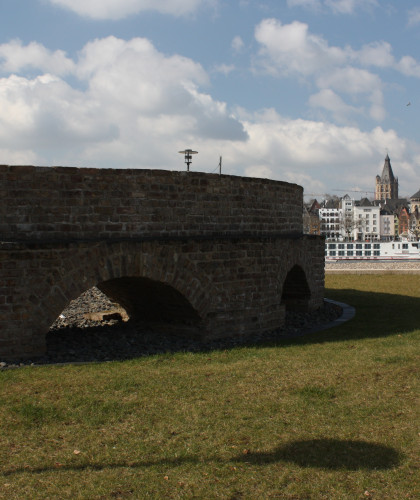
[375,154,398,201]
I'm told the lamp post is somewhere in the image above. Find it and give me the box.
[178,149,198,171]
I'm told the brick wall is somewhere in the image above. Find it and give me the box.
[0,166,302,242]
[0,166,324,360]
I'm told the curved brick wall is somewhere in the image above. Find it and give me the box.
[0,166,302,242]
[0,166,324,360]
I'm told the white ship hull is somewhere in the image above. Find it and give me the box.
[325,241,420,260]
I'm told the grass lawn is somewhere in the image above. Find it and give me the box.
[0,274,419,499]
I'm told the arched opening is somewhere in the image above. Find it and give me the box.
[281,265,311,312]
[46,277,203,362]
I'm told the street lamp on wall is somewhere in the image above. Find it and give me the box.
[178,149,198,171]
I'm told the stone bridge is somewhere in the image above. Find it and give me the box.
[0,165,324,360]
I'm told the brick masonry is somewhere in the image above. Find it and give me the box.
[0,166,324,359]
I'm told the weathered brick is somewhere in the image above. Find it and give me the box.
[0,166,324,360]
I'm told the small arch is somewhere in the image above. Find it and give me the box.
[46,277,204,361]
[281,264,311,312]
[40,242,212,358]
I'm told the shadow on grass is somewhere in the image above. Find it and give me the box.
[309,288,420,343]
[3,439,402,476]
[236,438,403,470]
[257,288,420,351]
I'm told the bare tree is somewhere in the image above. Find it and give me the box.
[409,212,420,240]
[339,212,358,240]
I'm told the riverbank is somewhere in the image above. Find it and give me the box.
[325,259,420,274]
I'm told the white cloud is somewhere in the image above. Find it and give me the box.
[0,40,75,75]
[254,18,347,77]
[368,89,385,122]
[0,73,118,151]
[407,7,420,27]
[229,108,417,196]
[0,36,247,169]
[47,0,212,19]
[0,36,418,197]
[213,64,235,75]
[309,89,361,123]
[75,36,210,115]
[317,66,381,95]
[316,66,385,120]
[356,41,395,68]
[231,36,244,53]
[287,0,321,9]
[324,0,378,15]
[397,55,420,78]
[256,17,420,86]
[254,19,402,123]
[0,148,38,165]
[288,0,378,14]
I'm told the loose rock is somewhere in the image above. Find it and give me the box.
[1,287,342,368]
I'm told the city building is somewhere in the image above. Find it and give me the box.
[304,154,419,244]
[353,198,380,241]
[319,198,340,240]
[410,188,420,213]
[375,154,398,201]
[303,199,321,235]
[379,205,394,241]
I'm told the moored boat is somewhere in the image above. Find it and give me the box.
[325,241,420,260]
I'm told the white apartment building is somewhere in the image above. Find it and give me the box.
[319,201,340,240]
[380,209,394,241]
[352,200,380,241]
[338,195,355,240]
[320,196,380,241]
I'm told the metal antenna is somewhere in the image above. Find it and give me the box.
[178,149,198,171]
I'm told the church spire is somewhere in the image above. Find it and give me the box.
[375,154,399,201]
[381,154,395,183]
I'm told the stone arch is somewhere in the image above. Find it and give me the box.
[281,264,311,312]
[92,241,215,320]
[32,240,215,352]
[0,166,326,361]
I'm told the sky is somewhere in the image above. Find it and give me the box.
[1,0,420,200]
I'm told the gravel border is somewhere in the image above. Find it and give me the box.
[326,259,420,274]
[1,288,353,369]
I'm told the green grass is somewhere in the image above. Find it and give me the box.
[0,274,419,499]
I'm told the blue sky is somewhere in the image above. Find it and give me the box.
[1,0,419,199]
